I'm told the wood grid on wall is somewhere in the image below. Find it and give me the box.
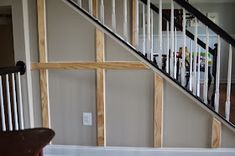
[35,0,221,148]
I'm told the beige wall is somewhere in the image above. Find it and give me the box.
[4,0,235,147]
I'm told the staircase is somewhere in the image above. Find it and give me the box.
[62,0,235,132]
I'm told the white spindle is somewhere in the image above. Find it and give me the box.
[166,21,170,73]
[142,4,146,54]
[151,10,154,61]
[174,27,177,79]
[100,0,104,23]
[77,0,81,7]
[123,0,128,40]
[225,44,233,121]
[181,8,186,85]
[6,74,13,131]
[197,46,201,97]
[16,72,24,129]
[189,40,193,91]
[158,0,163,67]
[170,0,174,77]
[89,0,93,15]
[203,26,209,104]
[0,76,6,131]
[112,0,116,31]
[12,73,19,130]
[214,36,221,113]
[147,0,151,59]
[193,20,198,95]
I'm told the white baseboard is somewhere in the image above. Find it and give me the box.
[44,145,235,156]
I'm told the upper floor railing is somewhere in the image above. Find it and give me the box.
[65,0,234,128]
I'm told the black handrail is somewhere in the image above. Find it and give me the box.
[174,0,235,48]
[140,0,214,54]
[0,61,26,76]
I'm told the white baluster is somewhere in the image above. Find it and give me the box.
[17,72,24,129]
[151,10,154,61]
[12,73,19,130]
[174,27,177,79]
[197,46,201,97]
[77,0,81,7]
[142,4,146,55]
[6,74,13,131]
[181,8,186,85]
[225,44,233,121]
[193,19,198,95]
[123,0,128,40]
[112,0,116,31]
[0,76,6,131]
[158,0,163,67]
[214,36,221,113]
[166,21,170,73]
[189,40,193,91]
[203,26,209,104]
[100,0,104,23]
[170,0,174,77]
[89,0,93,15]
[147,0,151,59]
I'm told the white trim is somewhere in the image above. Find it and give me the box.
[44,145,235,156]
[22,0,34,128]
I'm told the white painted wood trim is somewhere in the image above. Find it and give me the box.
[0,76,6,131]
[22,0,35,128]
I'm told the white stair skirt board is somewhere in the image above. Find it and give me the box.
[44,145,235,156]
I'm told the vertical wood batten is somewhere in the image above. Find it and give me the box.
[12,73,19,130]
[211,118,221,148]
[96,30,106,146]
[37,0,51,128]
[225,44,233,121]
[17,72,24,129]
[89,0,93,15]
[214,36,221,113]
[154,74,164,147]
[94,0,106,146]
[0,76,6,131]
[132,0,139,48]
[100,0,104,23]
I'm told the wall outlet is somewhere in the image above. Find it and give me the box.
[83,112,92,126]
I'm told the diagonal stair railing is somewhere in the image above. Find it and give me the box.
[63,0,235,132]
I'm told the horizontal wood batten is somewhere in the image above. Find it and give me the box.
[31,62,149,70]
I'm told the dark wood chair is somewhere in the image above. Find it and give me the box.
[0,128,55,156]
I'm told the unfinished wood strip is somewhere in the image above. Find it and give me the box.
[131,0,139,47]
[31,62,149,70]
[37,0,50,128]
[93,0,98,17]
[211,118,221,148]
[154,74,164,147]
[96,29,106,146]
